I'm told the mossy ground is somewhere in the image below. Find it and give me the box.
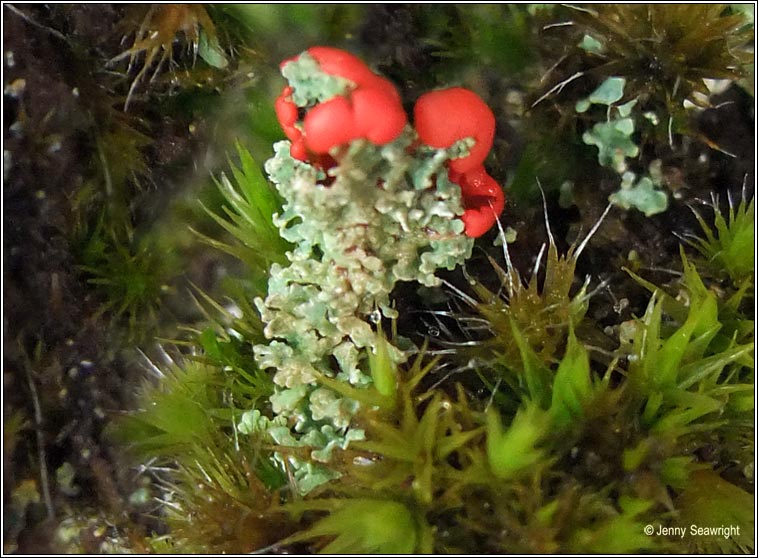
[3,4,754,553]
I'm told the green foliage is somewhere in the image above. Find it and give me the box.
[267,347,484,552]
[486,404,549,479]
[685,194,755,287]
[74,217,174,336]
[367,327,400,399]
[403,213,753,552]
[566,496,655,553]
[182,276,276,393]
[623,251,753,428]
[549,329,598,428]
[196,324,274,406]
[292,332,654,553]
[112,342,276,481]
[143,222,752,554]
[156,444,291,554]
[111,350,289,553]
[112,357,228,458]
[195,144,291,297]
[283,498,421,554]
[311,348,483,507]
[462,227,598,411]
[619,250,754,485]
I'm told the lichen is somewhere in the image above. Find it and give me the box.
[575,76,626,112]
[281,51,353,106]
[246,100,473,491]
[582,116,639,172]
[609,169,669,217]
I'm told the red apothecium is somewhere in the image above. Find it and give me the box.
[414,87,504,237]
[414,87,495,174]
[275,47,407,160]
[449,166,505,238]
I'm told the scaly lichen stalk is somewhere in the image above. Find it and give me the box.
[248,50,475,492]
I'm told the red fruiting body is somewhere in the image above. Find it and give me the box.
[346,85,406,144]
[305,47,403,103]
[414,87,504,237]
[306,46,380,89]
[274,86,307,161]
[414,87,495,174]
[276,46,407,159]
[303,96,356,154]
[449,167,505,238]
[274,86,298,132]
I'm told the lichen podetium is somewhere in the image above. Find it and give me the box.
[244,49,476,492]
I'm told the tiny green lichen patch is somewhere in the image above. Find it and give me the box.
[575,76,626,112]
[578,33,604,55]
[609,170,669,216]
[582,117,638,173]
[281,51,353,106]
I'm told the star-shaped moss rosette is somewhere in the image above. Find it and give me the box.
[245,47,504,492]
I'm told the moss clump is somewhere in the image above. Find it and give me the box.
[685,193,755,288]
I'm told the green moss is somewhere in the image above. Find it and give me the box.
[74,217,175,337]
[486,404,549,480]
[194,144,291,296]
[458,223,601,412]
[283,498,422,554]
[685,194,755,286]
